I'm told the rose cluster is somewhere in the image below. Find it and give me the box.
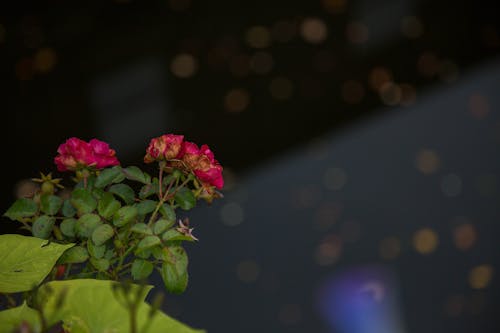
[54,137,120,172]
[54,134,224,190]
[143,134,224,190]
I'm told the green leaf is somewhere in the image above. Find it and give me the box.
[131,223,152,235]
[62,199,77,217]
[59,246,89,264]
[136,248,152,259]
[92,187,105,200]
[139,178,159,199]
[162,229,195,242]
[136,200,157,216]
[40,194,63,215]
[90,258,110,271]
[137,235,161,251]
[60,218,77,238]
[91,224,114,246]
[159,204,176,221]
[109,184,135,205]
[94,166,125,188]
[154,219,173,235]
[35,279,204,333]
[113,206,138,227]
[71,188,97,215]
[87,240,106,259]
[0,302,41,332]
[3,198,37,221]
[0,234,73,293]
[32,215,55,239]
[104,249,115,260]
[75,214,101,238]
[160,246,188,294]
[131,259,154,280]
[174,188,196,211]
[123,166,151,184]
[97,192,121,219]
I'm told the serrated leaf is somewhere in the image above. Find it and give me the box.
[40,194,63,215]
[162,229,195,242]
[87,240,106,259]
[136,200,157,216]
[94,166,125,188]
[137,235,161,251]
[97,192,121,219]
[0,234,73,293]
[59,246,89,264]
[160,246,188,294]
[109,184,135,205]
[90,258,110,271]
[32,215,55,239]
[62,199,76,217]
[35,279,205,333]
[154,219,172,235]
[174,188,196,211]
[159,204,176,221]
[75,214,101,238]
[131,259,154,280]
[0,302,41,332]
[131,223,153,235]
[123,166,151,184]
[71,189,97,215]
[113,206,138,227]
[3,198,38,221]
[91,224,114,246]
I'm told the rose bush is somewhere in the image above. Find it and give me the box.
[0,134,223,333]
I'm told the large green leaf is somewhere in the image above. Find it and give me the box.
[0,234,74,293]
[0,302,41,333]
[3,198,38,221]
[35,279,204,333]
[94,166,125,188]
[160,246,189,294]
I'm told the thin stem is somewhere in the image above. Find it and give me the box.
[148,178,176,226]
[158,165,164,199]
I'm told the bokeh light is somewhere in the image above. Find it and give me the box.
[170,53,198,78]
[468,265,494,289]
[413,228,438,254]
[224,88,250,113]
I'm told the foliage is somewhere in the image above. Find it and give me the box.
[0,135,224,332]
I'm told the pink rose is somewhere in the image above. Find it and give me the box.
[89,139,120,169]
[180,142,224,189]
[144,134,184,163]
[54,137,119,172]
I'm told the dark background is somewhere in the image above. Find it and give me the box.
[1,0,500,332]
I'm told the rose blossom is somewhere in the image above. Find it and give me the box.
[144,134,184,163]
[54,137,119,172]
[179,141,224,189]
[89,139,120,169]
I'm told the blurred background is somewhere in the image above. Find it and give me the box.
[1,0,500,332]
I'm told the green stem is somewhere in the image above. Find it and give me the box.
[148,178,176,226]
[115,242,137,277]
